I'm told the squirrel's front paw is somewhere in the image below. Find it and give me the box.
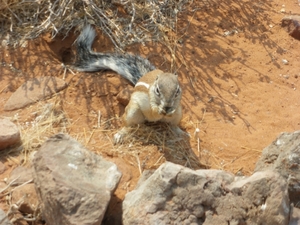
[113,132,124,145]
[113,127,129,144]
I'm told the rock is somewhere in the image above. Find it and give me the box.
[7,166,33,186]
[116,87,133,106]
[0,161,6,174]
[123,162,228,225]
[4,76,67,111]
[33,133,122,225]
[282,16,300,40]
[102,158,134,225]
[0,118,21,150]
[123,162,289,225]
[228,170,290,225]
[0,209,12,225]
[0,181,7,190]
[11,183,39,214]
[289,205,300,225]
[255,131,300,205]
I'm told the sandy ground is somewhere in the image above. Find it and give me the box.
[0,0,300,224]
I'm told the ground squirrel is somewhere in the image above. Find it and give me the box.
[74,25,183,143]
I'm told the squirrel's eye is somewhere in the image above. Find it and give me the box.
[175,87,181,97]
[155,86,160,96]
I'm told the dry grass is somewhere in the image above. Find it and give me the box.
[0,0,209,170]
[1,0,191,49]
[104,122,206,170]
[0,96,69,166]
[20,99,68,164]
[1,96,204,170]
[0,96,203,170]
[0,97,68,223]
[0,178,41,224]
[3,94,257,175]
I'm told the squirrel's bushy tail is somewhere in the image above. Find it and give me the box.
[74,25,156,85]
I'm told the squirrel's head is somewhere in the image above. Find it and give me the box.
[150,73,182,116]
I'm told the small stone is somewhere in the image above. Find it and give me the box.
[7,166,33,186]
[0,118,21,150]
[20,40,28,48]
[282,16,300,40]
[282,59,289,65]
[4,76,67,111]
[11,183,39,214]
[1,40,9,47]
[283,75,290,79]
[116,87,133,106]
[0,161,6,174]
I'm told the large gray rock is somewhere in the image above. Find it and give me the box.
[282,15,300,40]
[123,162,289,225]
[0,209,12,225]
[33,133,122,225]
[255,131,300,205]
[228,170,290,225]
[0,118,20,150]
[4,76,67,111]
[289,205,300,225]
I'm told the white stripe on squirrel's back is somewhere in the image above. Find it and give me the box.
[135,82,150,89]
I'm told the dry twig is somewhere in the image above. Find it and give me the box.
[1,0,191,49]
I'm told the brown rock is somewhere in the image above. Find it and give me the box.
[33,133,122,225]
[0,118,21,150]
[116,87,133,106]
[255,131,300,206]
[123,162,290,225]
[4,76,67,111]
[0,161,6,174]
[123,163,234,225]
[282,16,300,40]
[11,183,39,214]
[228,170,290,225]
[8,166,33,186]
[0,181,7,190]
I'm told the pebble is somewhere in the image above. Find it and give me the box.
[0,161,6,174]
[0,118,21,150]
[282,59,289,65]
[4,76,67,111]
